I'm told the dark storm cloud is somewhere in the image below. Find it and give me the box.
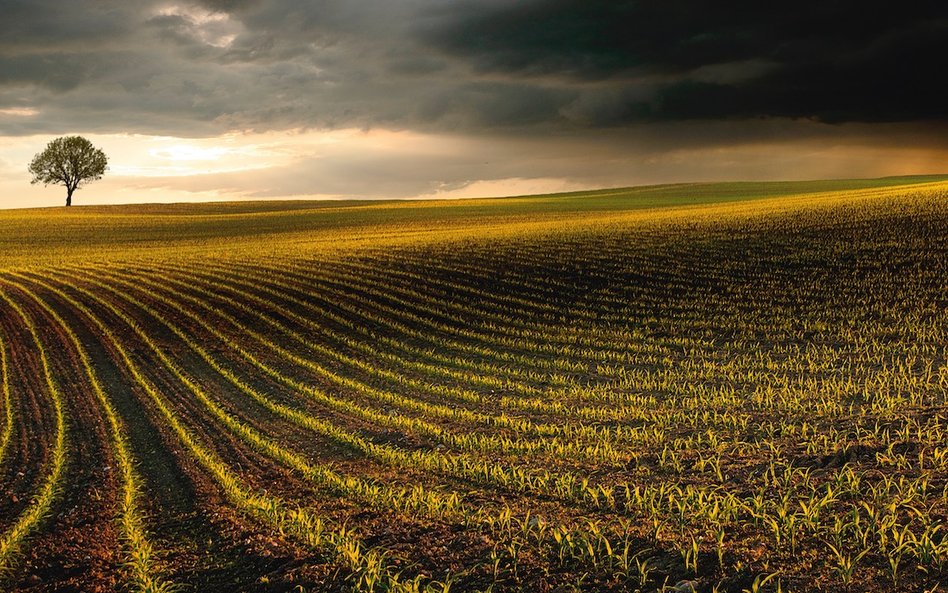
[1,0,946,138]
[0,0,137,52]
[420,0,948,123]
[0,53,91,92]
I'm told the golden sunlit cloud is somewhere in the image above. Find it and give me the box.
[104,133,292,177]
[151,144,230,162]
[0,108,39,117]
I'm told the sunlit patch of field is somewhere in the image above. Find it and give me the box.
[0,175,946,592]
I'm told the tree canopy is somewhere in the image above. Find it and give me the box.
[28,136,108,207]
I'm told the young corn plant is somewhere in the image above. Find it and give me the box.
[826,543,869,585]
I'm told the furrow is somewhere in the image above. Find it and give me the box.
[0,287,68,578]
[28,270,446,592]
[78,265,631,468]
[4,274,176,593]
[55,268,638,513]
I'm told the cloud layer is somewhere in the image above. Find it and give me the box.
[1,1,946,207]
[4,0,947,136]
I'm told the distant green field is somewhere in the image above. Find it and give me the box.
[1,175,946,267]
[1,176,947,592]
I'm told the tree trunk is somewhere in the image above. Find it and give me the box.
[65,188,73,207]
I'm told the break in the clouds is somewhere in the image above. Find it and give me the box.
[1,0,947,207]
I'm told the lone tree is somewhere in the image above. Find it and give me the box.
[29,136,108,207]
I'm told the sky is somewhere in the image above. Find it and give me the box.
[1,0,947,208]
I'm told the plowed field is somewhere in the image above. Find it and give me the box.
[1,178,947,592]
